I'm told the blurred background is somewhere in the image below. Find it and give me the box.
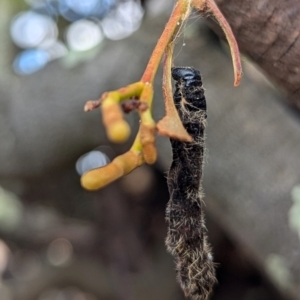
[0,0,300,299]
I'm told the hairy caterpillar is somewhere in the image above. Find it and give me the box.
[165,67,217,300]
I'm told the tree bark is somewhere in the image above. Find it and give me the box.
[214,0,300,107]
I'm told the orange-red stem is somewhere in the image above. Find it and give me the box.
[141,0,191,83]
[203,0,242,86]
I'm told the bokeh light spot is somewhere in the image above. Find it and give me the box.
[47,238,73,267]
[66,20,103,51]
[0,187,23,232]
[11,11,58,49]
[59,0,114,21]
[13,49,50,75]
[65,0,101,16]
[101,0,144,40]
[76,150,110,175]
[45,41,68,60]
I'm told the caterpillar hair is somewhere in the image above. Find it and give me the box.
[165,67,217,300]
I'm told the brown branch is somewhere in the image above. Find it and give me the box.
[212,0,300,107]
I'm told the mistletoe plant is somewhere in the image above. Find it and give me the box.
[81,0,242,191]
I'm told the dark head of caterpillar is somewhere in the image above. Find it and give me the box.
[171,67,206,112]
[172,67,201,83]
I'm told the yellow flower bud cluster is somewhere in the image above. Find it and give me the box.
[81,82,157,191]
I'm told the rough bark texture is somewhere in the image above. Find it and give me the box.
[214,0,300,106]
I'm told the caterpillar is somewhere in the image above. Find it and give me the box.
[165,67,217,300]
